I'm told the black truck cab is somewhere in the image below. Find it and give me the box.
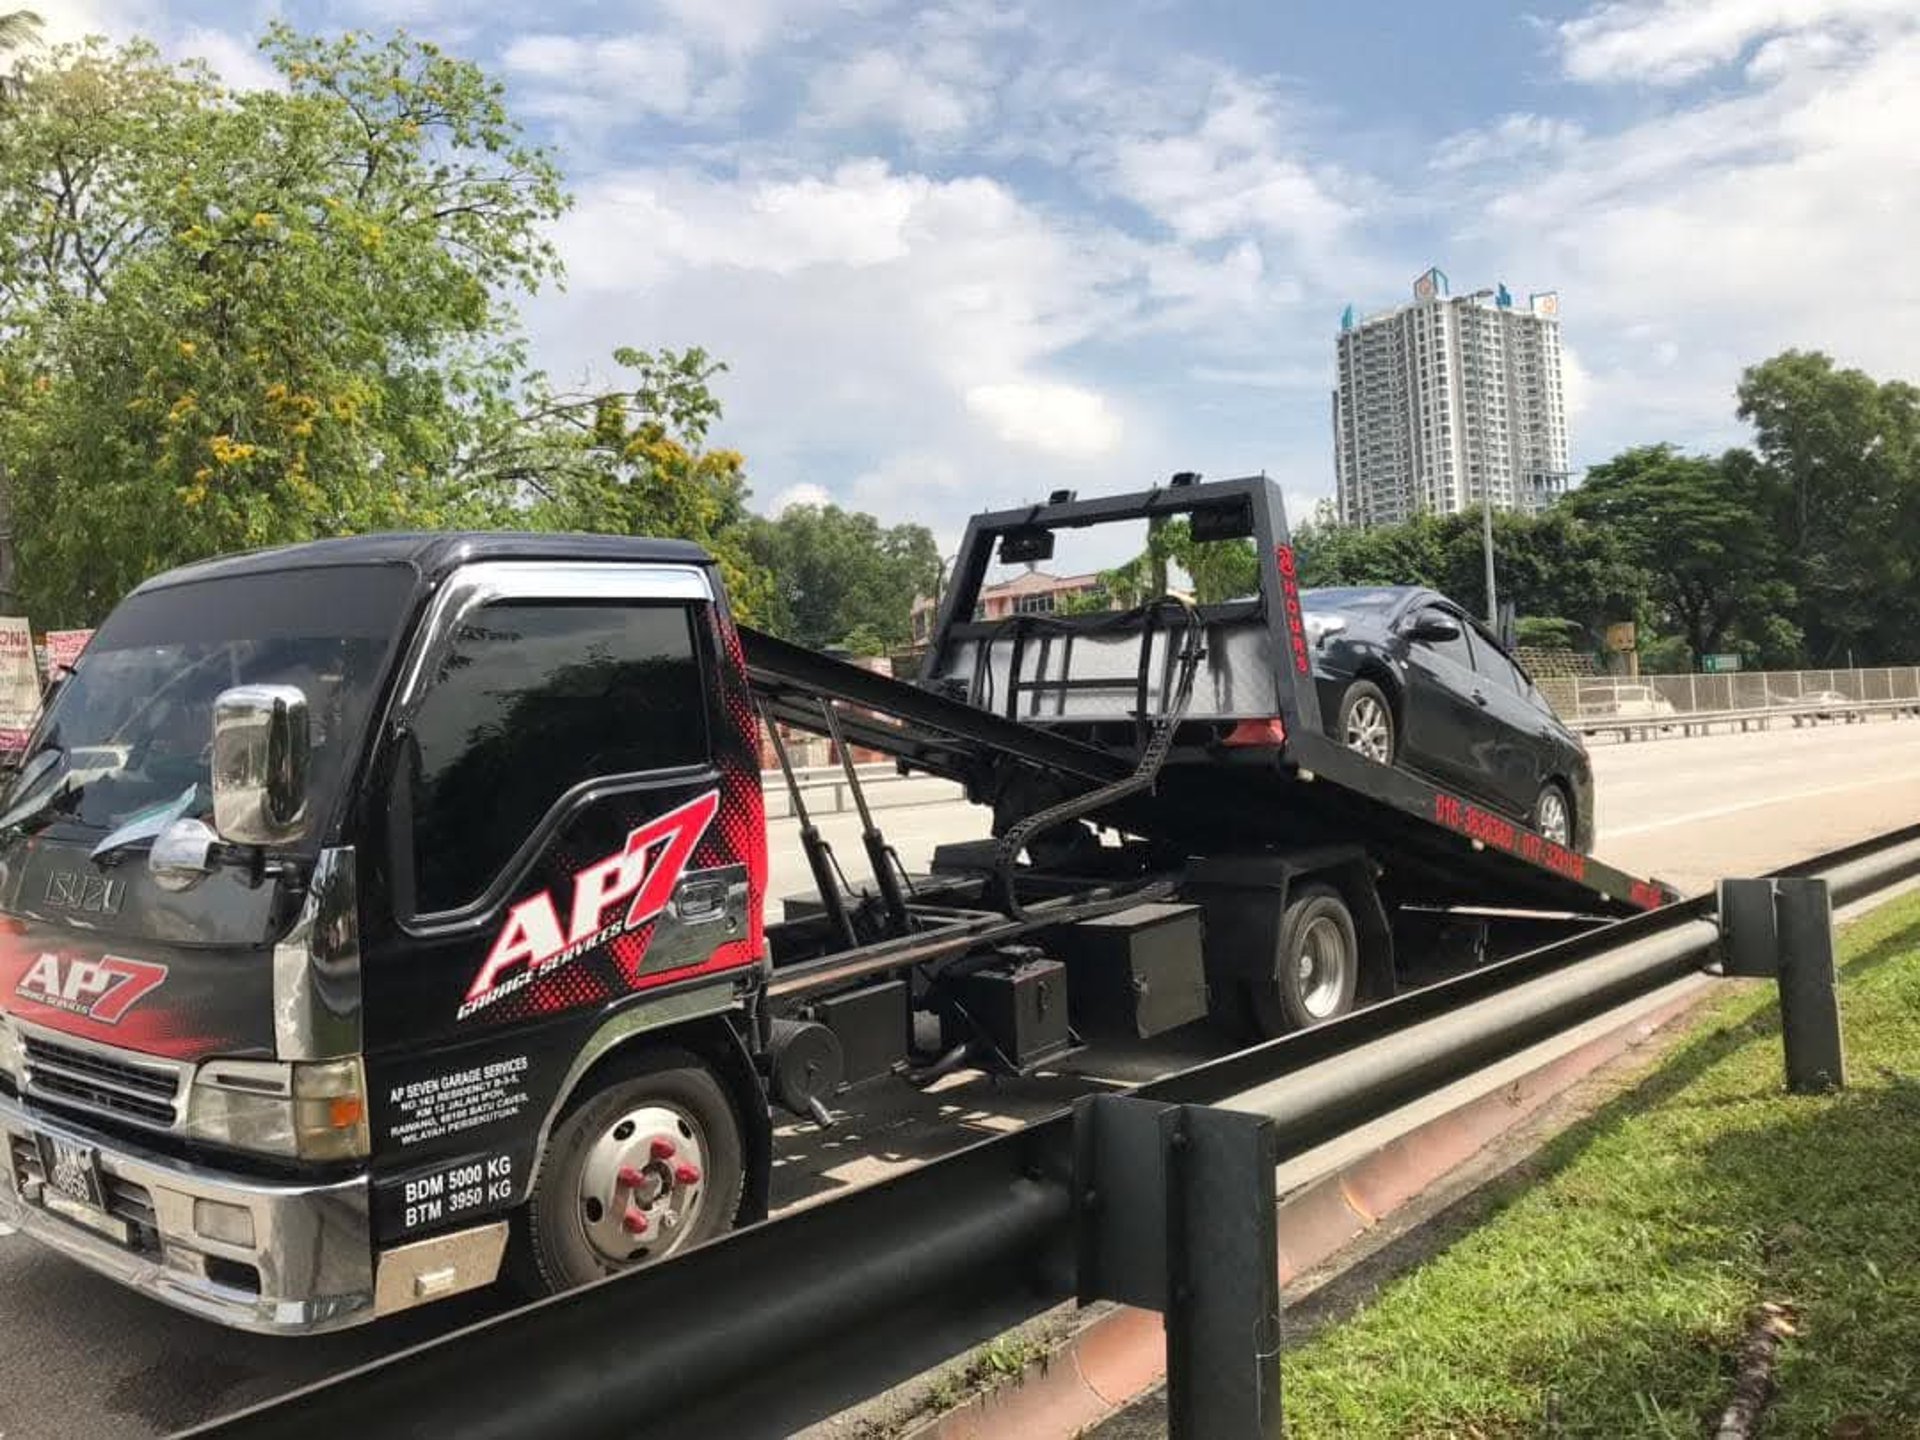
[0,533,773,1332]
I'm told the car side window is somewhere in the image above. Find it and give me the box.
[406,600,711,915]
[1414,607,1475,671]
[1474,636,1531,696]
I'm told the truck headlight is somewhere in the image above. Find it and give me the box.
[185,1057,369,1161]
[0,1015,24,1086]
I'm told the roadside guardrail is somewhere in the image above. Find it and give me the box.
[191,819,1920,1440]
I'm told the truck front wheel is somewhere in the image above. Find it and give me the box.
[513,1049,745,1295]
[1249,883,1360,1037]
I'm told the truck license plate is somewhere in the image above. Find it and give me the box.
[40,1135,104,1210]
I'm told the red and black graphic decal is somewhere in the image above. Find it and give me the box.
[12,953,168,1024]
[1273,544,1311,676]
[456,606,769,1026]
[462,790,720,1020]
[1433,791,1588,882]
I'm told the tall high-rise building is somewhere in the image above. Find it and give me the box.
[1332,268,1569,529]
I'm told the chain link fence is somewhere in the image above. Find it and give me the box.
[1536,667,1920,725]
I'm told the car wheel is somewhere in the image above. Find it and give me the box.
[1336,680,1396,765]
[511,1049,744,1297]
[1533,781,1574,848]
[1250,883,1361,1037]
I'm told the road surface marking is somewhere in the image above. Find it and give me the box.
[1603,774,1912,839]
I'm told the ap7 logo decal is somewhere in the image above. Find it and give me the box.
[458,790,720,1022]
[15,953,169,1024]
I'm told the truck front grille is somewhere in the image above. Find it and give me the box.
[22,1035,182,1129]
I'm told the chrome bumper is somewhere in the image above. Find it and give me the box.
[0,1089,377,1334]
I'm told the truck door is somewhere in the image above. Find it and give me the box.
[356,565,765,1250]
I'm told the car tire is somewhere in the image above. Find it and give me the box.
[510,1049,744,1297]
[1336,680,1396,765]
[1533,780,1575,848]
[1249,883,1361,1037]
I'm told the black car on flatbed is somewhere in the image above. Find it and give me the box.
[1301,585,1593,852]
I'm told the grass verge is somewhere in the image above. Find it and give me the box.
[1281,893,1920,1439]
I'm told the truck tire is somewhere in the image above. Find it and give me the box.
[1336,681,1396,765]
[512,1048,745,1296]
[1250,884,1360,1036]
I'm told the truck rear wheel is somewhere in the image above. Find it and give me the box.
[513,1049,744,1296]
[1249,883,1360,1037]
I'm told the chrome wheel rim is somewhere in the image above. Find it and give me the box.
[1344,696,1392,763]
[1536,789,1571,846]
[1294,916,1351,1020]
[577,1103,708,1268]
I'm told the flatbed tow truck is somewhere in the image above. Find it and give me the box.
[0,475,1673,1333]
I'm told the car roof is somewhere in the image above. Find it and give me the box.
[132,531,716,596]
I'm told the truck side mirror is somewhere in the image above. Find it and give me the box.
[211,684,311,847]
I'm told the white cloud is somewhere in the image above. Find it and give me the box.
[1459,2,1920,464]
[1432,114,1585,171]
[503,32,703,123]
[964,381,1122,458]
[804,47,977,139]
[769,482,833,513]
[1557,0,1913,85]
[177,26,283,92]
[1103,77,1356,257]
[534,155,1151,536]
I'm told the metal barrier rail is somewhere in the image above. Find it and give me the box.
[1578,693,1920,743]
[190,820,1920,1440]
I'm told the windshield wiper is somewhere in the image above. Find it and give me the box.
[0,748,79,838]
[89,787,202,866]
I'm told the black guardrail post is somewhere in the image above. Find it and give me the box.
[1717,876,1846,1094]
[1074,1094,1282,1439]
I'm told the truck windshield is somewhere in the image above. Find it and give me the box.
[2,564,411,847]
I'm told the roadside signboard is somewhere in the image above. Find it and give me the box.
[1702,653,1742,674]
[44,629,94,678]
[0,618,40,754]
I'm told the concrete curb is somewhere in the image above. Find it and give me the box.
[897,978,1715,1440]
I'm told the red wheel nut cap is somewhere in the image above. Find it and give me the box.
[649,1137,676,1161]
[621,1208,650,1235]
[674,1163,702,1186]
[617,1165,645,1189]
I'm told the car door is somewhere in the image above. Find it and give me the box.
[1469,631,1550,818]
[1398,604,1501,799]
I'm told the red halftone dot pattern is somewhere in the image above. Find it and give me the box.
[456,597,770,1030]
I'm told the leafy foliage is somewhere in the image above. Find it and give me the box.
[742,503,940,652]
[1736,350,1920,665]
[1294,507,1642,647]
[0,29,573,622]
[1563,445,1792,664]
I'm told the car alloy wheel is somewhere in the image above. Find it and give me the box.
[1342,689,1394,763]
[1535,785,1572,847]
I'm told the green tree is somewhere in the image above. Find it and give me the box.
[1293,508,1640,645]
[0,29,570,623]
[1562,444,1790,662]
[0,9,38,101]
[498,346,770,623]
[743,502,940,652]
[1736,350,1920,664]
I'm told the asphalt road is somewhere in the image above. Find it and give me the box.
[4,716,1919,1439]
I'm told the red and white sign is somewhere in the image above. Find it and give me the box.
[44,629,93,676]
[0,617,39,754]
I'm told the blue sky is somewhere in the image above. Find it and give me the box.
[47,0,1920,544]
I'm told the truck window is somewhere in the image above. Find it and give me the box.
[408,601,710,914]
